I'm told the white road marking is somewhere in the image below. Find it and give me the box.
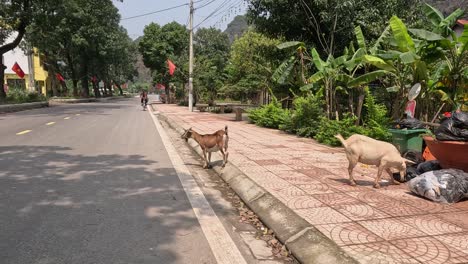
[148,106,247,264]
[46,122,56,126]
[64,117,70,120]
[16,130,32,135]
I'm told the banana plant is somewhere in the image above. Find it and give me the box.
[423,3,464,39]
[272,41,309,86]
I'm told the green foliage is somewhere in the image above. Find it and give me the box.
[248,99,290,129]
[280,95,324,137]
[193,28,230,103]
[224,30,284,101]
[315,115,368,146]
[363,91,392,141]
[5,87,46,104]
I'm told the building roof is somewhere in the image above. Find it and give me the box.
[2,33,29,75]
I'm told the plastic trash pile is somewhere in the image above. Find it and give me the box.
[435,111,468,141]
[408,169,468,203]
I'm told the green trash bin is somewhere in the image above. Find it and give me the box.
[388,129,428,153]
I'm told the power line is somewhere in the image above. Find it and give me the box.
[195,0,218,10]
[120,3,189,21]
[193,0,232,29]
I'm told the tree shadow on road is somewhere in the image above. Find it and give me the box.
[0,145,215,264]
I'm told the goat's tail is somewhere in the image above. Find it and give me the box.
[224,125,228,136]
[334,134,347,148]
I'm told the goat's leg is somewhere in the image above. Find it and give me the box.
[386,168,400,185]
[374,166,385,189]
[347,158,358,186]
[202,149,208,169]
[220,148,227,168]
[208,152,212,168]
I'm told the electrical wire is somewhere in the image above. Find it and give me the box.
[121,3,189,21]
[193,0,232,28]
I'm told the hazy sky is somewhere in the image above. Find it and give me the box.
[113,0,248,39]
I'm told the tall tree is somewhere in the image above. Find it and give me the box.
[139,22,189,103]
[247,0,424,56]
[0,0,31,99]
[193,28,230,103]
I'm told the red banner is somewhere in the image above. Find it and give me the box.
[56,73,65,82]
[12,62,25,78]
[167,59,176,76]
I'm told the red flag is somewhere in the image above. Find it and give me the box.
[156,83,166,90]
[167,59,176,76]
[91,76,98,83]
[12,62,25,78]
[56,73,65,82]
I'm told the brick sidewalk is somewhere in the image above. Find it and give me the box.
[156,104,468,264]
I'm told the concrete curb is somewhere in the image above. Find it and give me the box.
[155,108,358,264]
[49,96,127,104]
[0,101,49,113]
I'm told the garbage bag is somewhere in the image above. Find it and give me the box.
[393,165,419,182]
[417,160,442,174]
[397,118,425,129]
[408,169,468,203]
[403,150,424,164]
[452,111,468,129]
[435,118,468,141]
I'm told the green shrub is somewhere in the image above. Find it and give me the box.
[363,91,391,141]
[280,95,323,137]
[315,115,368,146]
[248,99,290,129]
[5,87,46,104]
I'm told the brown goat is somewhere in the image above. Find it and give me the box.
[181,126,229,169]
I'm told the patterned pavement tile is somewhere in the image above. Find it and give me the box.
[452,201,468,211]
[315,222,384,246]
[358,218,426,240]
[434,233,468,263]
[296,182,337,195]
[312,193,361,206]
[273,186,307,197]
[400,215,464,236]
[401,197,459,213]
[263,164,294,172]
[368,200,425,217]
[252,159,283,166]
[283,195,324,209]
[390,237,451,264]
[276,174,317,185]
[346,191,391,204]
[296,168,334,178]
[342,242,419,264]
[435,212,468,229]
[333,203,391,221]
[296,207,351,225]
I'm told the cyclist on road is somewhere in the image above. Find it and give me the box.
[140,90,148,108]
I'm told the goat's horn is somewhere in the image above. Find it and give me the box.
[404,158,416,164]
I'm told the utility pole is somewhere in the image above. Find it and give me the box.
[188,0,194,112]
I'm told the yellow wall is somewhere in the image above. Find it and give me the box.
[4,48,49,95]
[33,48,48,95]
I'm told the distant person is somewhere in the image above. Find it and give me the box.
[140,90,148,107]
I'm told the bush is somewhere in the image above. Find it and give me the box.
[363,91,391,141]
[315,115,369,146]
[248,99,290,129]
[280,95,323,137]
[5,87,46,104]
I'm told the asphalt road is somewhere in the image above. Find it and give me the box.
[0,98,219,264]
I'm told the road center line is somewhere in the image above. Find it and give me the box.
[46,122,56,126]
[64,117,70,120]
[75,114,80,116]
[148,106,247,264]
[16,130,32,135]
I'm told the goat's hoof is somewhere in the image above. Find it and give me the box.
[373,184,381,189]
[207,165,213,169]
[393,181,401,185]
[350,181,357,186]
